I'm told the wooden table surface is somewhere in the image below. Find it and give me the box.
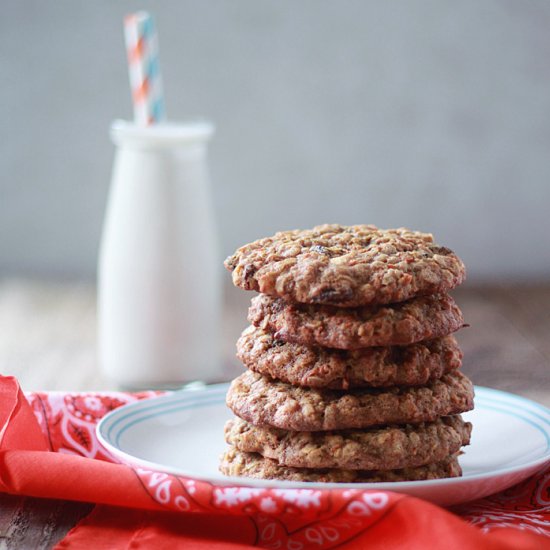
[0,279,549,547]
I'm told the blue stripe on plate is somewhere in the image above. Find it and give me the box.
[113,396,226,447]
[476,395,550,428]
[100,385,550,454]
[476,402,550,447]
[102,385,227,440]
[475,387,550,419]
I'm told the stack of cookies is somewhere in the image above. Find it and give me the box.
[220,225,474,482]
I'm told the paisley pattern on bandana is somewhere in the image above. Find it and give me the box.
[25,390,550,546]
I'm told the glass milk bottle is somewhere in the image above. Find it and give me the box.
[98,120,221,388]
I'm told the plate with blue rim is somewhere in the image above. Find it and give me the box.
[96,384,550,507]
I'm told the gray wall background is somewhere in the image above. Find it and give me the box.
[2,0,550,280]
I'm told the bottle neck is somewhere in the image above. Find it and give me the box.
[110,120,214,151]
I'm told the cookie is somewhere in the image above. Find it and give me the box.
[225,415,471,471]
[237,326,462,389]
[248,293,464,349]
[219,448,462,482]
[224,224,465,307]
[226,370,474,431]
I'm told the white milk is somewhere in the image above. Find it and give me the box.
[98,121,221,388]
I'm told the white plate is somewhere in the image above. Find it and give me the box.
[97,384,550,507]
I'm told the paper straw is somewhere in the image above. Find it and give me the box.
[124,11,166,125]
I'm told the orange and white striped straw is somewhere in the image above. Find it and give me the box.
[124,11,166,126]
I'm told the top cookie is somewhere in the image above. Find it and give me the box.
[224,224,465,307]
